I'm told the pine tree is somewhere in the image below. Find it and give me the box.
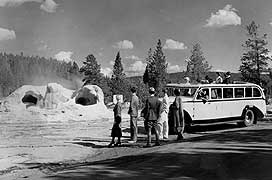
[187,43,212,82]
[111,52,129,99]
[100,76,112,104]
[143,48,156,87]
[153,39,168,92]
[144,40,168,93]
[0,56,14,96]
[79,54,102,86]
[239,21,271,85]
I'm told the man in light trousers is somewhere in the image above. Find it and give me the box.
[128,87,139,143]
[157,89,169,140]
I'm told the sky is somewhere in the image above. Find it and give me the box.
[1,0,272,77]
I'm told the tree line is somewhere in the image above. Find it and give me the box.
[1,21,272,104]
[0,52,80,97]
[80,20,272,104]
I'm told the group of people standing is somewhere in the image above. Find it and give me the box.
[108,86,184,148]
[108,71,233,147]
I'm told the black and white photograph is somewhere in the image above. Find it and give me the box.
[0,0,272,179]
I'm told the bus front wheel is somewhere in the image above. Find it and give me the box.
[239,109,255,127]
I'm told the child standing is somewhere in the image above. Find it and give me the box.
[108,95,122,147]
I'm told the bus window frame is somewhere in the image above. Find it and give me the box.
[245,87,253,98]
[211,87,223,100]
[195,88,210,101]
[223,87,234,99]
[253,87,262,98]
[234,87,245,98]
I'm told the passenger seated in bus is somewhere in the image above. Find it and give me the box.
[197,89,209,103]
[223,71,232,84]
[184,77,190,85]
[183,89,191,96]
[205,75,213,84]
[215,72,223,84]
[211,89,218,99]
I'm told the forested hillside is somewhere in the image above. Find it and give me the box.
[0,52,81,97]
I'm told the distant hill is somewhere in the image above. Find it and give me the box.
[128,71,243,84]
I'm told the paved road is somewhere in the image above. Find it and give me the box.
[50,121,272,180]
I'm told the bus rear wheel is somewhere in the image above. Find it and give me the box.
[239,109,255,127]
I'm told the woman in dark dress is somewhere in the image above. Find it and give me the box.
[171,89,184,140]
[108,95,122,147]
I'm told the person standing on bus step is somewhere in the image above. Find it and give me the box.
[223,71,232,84]
[143,87,162,147]
[215,72,223,84]
[108,95,122,148]
[173,88,185,140]
[128,87,139,143]
[157,89,169,140]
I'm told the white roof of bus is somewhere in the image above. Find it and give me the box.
[166,82,260,88]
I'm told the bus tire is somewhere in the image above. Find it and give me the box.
[240,109,255,127]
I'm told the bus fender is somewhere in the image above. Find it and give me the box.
[242,105,264,123]
[252,106,265,122]
[183,110,192,125]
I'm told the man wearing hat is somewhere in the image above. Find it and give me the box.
[142,87,162,147]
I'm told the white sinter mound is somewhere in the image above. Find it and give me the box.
[2,83,112,121]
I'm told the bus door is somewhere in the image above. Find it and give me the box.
[193,88,222,121]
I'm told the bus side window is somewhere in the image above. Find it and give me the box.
[197,88,209,99]
[211,88,222,99]
[253,88,261,97]
[245,87,252,97]
[235,88,244,98]
[223,88,233,98]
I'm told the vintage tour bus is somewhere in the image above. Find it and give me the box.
[165,83,266,128]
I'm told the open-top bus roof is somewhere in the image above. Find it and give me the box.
[166,82,259,88]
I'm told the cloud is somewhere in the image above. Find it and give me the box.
[0,27,16,41]
[37,40,50,51]
[205,4,241,27]
[0,0,34,7]
[113,40,134,49]
[109,60,114,66]
[163,39,187,50]
[125,55,141,60]
[40,0,57,13]
[167,63,185,73]
[128,60,146,73]
[54,51,73,63]
[0,0,57,13]
[37,44,48,51]
[101,67,112,77]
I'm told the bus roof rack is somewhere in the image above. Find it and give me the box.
[232,81,252,84]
